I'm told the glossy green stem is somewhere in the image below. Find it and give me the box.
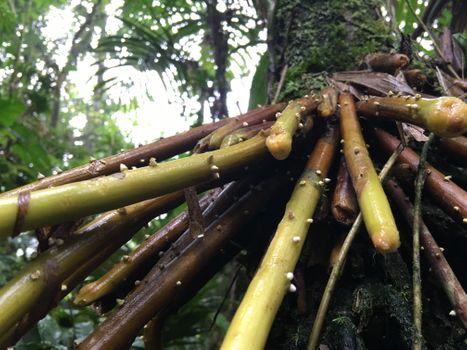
[0,135,270,237]
[221,124,339,350]
[356,96,467,137]
[340,94,400,253]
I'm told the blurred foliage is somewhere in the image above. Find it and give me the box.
[161,264,237,349]
[96,0,265,121]
[248,52,269,110]
[0,0,464,349]
[0,0,130,191]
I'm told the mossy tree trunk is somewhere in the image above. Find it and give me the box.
[270,0,392,100]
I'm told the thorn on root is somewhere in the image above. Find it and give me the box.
[120,163,128,172]
[149,157,158,167]
[30,270,41,280]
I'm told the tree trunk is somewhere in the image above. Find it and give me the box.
[270,0,391,100]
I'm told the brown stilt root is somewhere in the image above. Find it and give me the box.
[0,135,271,237]
[78,179,278,349]
[1,104,281,199]
[386,180,467,328]
[439,136,467,160]
[331,157,358,225]
[374,128,467,224]
[0,190,186,345]
[73,195,211,306]
[364,52,409,74]
[75,180,249,306]
[143,315,164,350]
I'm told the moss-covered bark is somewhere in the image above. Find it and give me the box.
[271,0,393,100]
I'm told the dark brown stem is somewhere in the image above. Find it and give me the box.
[143,315,164,350]
[0,190,187,347]
[1,105,282,199]
[77,180,277,349]
[364,52,409,74]
[374,128,467,224]
[331,157,358,225]
[147,180,253,287]
[386,180,467,328]
[295,268,308,316]
[438,136,467,160]
[74,193,213,306]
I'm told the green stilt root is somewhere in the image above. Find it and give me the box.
[0,135,270,237]
[266,94,320,160]
[340,93,400,253]
[221,124,339,350]
[356,95,467,138]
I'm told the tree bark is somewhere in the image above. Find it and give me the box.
[270,0,391,99]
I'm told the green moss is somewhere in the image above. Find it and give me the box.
[273,0,394,100]
[317,279,412,348]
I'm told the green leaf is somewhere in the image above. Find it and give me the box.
[0,98,26,127]
[248,52,269,111]
[10,123,53,173]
